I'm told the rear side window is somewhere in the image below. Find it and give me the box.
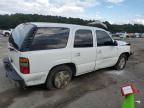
[96,30,113,47]
[30,27,70,51]
[74,29,93,48]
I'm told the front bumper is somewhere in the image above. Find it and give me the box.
[3,57,25,87]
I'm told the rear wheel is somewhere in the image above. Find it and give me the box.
[114,54,127,70]
[46,65,72,90]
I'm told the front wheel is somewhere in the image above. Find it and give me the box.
[114,54,127,70]
[46,65,72,90]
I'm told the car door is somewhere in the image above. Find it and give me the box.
[72,28,96,75]
[95,30,118,70]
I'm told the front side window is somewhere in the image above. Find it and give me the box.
[30,27,70,51]
[96,30,113,47]
[74,29,93,48]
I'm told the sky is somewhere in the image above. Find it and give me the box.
[0,0,144,24]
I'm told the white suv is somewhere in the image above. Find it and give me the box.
[3,22,131,89]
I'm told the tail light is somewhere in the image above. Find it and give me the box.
[19,57,29,74]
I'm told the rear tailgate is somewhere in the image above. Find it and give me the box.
[8,23,36,72]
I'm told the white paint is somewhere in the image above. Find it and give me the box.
[2,29,13,35]
[122,86,133,95]
[116,40,128,46]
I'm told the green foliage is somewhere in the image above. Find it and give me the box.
[103,21,144,33]
[0,13,144,33]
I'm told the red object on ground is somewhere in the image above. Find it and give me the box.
[120,84,139,96]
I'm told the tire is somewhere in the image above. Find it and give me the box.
[114,54,127,70]
[45,65,72,90]
[5,33,10,37]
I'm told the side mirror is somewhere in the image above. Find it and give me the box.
[113,40,118,46]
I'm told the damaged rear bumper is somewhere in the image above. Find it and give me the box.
[3,57,26,87]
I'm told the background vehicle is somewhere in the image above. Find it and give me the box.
[3,22,131,89]
[116,32,127,38]
[2,29,13,37]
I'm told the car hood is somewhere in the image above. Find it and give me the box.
[116,40,130,46]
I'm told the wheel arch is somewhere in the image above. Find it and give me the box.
[4,32,10,36]
[5,32,10,34]
[120,52,130,60]
[48,63,77,77]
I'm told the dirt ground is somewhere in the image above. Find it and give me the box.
[0,35,144,108]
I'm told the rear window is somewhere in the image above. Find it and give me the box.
[9,24,35,50]
[30,27,70,51]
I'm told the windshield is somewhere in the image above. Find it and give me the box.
[9,24,34,50]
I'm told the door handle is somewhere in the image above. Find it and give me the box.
[75,53,80,57]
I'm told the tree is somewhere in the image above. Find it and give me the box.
[0,13,144,33]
